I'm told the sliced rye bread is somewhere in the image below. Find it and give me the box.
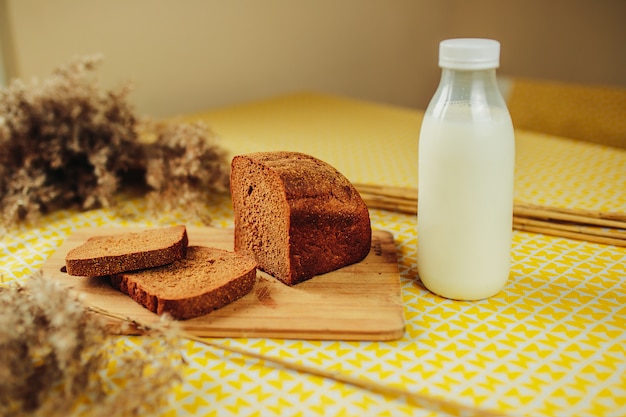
[110,246,257,320]
[65,225,188,277]
[230,151,372,286]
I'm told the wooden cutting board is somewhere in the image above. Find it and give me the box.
[42,227,405,341]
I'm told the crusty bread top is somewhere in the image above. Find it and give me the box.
[65,225,188,276]
[231,151,371,285]
[240,151,357,201]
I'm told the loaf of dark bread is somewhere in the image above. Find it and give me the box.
[65,225,188,276]
[110,246,257,320]
[230,151,371,286]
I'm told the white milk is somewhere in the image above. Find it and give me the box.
[417,104,515,300]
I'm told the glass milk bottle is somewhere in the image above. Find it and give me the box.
[417,38,515,300]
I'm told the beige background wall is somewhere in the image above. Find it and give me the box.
[1,0,625,118]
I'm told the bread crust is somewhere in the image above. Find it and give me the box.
[65,225,188,277]
[231,151,371,285]
[110,246,257,320]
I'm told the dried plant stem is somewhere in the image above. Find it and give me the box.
[357,194,417,215]
[513,219,626,247]
[513,216,626,239]
[87,305,507,417]
[515,202,626,223]
[354,183,418,202]
[355,183,417,215]
[187,335,508,417]
[354,183,626,247]
[513,204,626,229]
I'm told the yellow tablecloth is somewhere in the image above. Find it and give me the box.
[3,93,626,417]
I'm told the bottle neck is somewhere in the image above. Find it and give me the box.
[425,67,508,120]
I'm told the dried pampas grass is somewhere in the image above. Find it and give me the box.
[0,273,184,417]
[0,55,230,229]
[143,120,230,223]
[0,55,140,225]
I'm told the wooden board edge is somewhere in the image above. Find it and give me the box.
[42,227,406,341]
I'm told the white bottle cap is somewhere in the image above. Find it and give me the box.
[439,38,500,70]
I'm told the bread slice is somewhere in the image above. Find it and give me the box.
[230,151,371,286]
[65,225,188,277]
[110,246,257,320]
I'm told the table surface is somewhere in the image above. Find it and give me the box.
[3,92,626,417]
